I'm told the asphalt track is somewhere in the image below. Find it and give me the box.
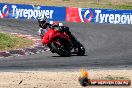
[0,18,132,71]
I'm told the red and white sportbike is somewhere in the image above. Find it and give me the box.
[42,28,85,57]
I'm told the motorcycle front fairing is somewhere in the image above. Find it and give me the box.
[42,29,72,46]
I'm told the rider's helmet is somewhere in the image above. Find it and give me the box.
[38,17,48,29]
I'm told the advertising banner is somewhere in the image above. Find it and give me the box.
[66,7,132,24]
[0,3,132,24]
[0,3,66,21]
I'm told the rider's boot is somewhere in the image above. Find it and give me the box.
[62,26,80,52]
[70,34,80,47]
[69,35,81,53]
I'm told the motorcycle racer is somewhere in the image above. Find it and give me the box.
[37,18,79,49]
[38,17,51,39]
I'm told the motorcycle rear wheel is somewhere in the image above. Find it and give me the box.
[77,46,85,56]
[76,41,85,56]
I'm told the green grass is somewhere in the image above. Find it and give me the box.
[112,5,132,10]
[89,3,132,10]
[0,33,33,51]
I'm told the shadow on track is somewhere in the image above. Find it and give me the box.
[51,54,88,57]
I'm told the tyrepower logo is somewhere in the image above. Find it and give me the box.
[95,10,132,24]
[0,5,10,18]
[78,8,93,22]
[12,5,54,19]
[78,9,132,24]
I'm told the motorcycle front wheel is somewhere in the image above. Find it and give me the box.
[50,37,72,57]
